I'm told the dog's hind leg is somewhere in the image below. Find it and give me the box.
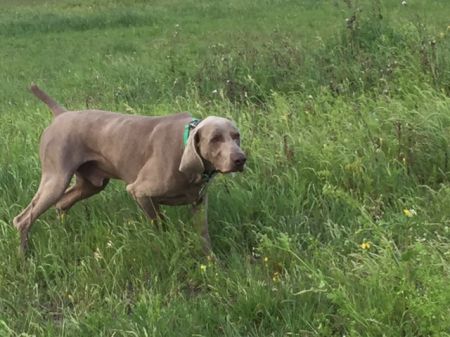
[13,173,72,252]
[56,175,109,213]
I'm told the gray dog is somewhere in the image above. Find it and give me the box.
[13,85,246,253]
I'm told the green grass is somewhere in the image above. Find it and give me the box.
[1,0,450,336]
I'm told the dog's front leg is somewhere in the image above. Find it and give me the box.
[192,194,212,256]
[135,196,160,220]
[126,170,159,219]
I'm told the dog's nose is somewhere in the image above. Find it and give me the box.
[233,154,247,167]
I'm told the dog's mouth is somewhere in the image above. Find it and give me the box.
[233,163,245,172]
[212,154,246,174]
[219,164,246,174]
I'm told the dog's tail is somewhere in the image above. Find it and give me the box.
[30,83,67,117]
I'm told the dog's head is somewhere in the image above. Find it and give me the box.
[179,116,246,182]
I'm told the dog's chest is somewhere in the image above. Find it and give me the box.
[157,184,204,206]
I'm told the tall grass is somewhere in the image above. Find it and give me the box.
[1,0,449,336]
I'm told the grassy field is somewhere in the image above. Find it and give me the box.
[1,0,450,336]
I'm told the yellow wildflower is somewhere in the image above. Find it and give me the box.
[360,242,371,250]
[403,208,417,217]
[200,264,207,273]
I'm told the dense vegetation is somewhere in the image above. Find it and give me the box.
[1,0,449,336]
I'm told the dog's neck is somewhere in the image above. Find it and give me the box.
[201,160,217,183]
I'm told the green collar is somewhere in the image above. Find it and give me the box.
[182,117,217,187]
[183,118,202,146]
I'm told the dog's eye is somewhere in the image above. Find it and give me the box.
[231,133,240,142]
[210,134,223,143]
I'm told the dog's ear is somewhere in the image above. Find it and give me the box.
[179,127,204,183]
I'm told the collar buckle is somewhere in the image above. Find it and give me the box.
[195,171,217,205]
